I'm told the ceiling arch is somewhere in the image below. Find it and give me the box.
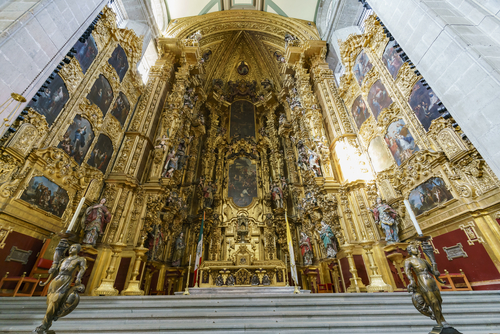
[164,10,320,42]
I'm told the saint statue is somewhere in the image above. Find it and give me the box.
[171,232,185,267]
[35,244,87,333]
[318,221,338,258]
[202,182,216,208]
[299,232,314,265]
[368,197,399,243]
[271,183,283,208]
[147,224,164,261]
[308,149,322,177]
[81,198,111,247]
[404,243,451,330]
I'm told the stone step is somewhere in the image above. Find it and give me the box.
[1,292,499,334]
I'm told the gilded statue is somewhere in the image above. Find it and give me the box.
[299,232,314,265]
[318,221,338,258]
[81,198,111,247]
[404,243,460,332]
[368,197,399,243]
[171,232,185,267]
[35,244,87,334]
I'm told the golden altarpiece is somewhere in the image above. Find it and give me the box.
[2,6,500,296]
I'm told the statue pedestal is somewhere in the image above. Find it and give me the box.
[429,326,462,334]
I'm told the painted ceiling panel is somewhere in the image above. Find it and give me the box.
[164,0,320,22]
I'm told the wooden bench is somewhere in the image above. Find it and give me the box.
[0,272,40,297]
[437,269,472,291]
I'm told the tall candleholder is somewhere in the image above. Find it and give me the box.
[183,264,192,295]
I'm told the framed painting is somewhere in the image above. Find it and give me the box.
[26,74,69,126]
[353,50,373,86]
[368,80,393,120]
[351,96,371,129]
[408,177,453,216]
[228,157,257,207]
[20,176,69,218]
[368,136,394,172]
[230,100,255,139]
[87,74,113,115]
[58,115,94,164]
[73,35,98,74]
[384,119,419,166]
[382,40,404,79]
[87,134,113,173]
[110,92,131,126]
[108,44,129,82]
[409,81,442,131]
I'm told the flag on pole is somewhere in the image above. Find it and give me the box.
[193,211,205,287]
[285,211,299,286]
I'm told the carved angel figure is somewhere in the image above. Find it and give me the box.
[368,197,399,243]
[404,243,452,329]
[35,244,87,333]
[154,135,169,151]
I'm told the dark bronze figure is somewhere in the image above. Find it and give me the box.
[35,243,87,334]
[404,241,462,334]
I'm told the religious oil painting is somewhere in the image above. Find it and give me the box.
[353,50,373,86]
[382,40,404,79]
[368,136,394,172]
[408,177,453,216]
[230,100,255,139]
[368,80,393,120]
[384,119,419,166]
[26,74,69,126]
[73,35,98,74]
[58,115,94,165]
[351,96,371,129]
[87,134,114,173]
[20,176,69,218]
[108,44,129,82]
[409,81,442,131]
[87,74,113,115]
[110,92,131,126]
[228,157,257,207]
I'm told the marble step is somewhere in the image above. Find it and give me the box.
[1,292,499,334]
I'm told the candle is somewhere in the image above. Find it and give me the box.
[189,254,192,266]
[67,197,85,232]
[404,199,423,236]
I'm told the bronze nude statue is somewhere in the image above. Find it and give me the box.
[35,243,87,334]
[404,242,461,334]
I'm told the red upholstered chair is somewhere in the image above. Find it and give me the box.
[28,238,53,296]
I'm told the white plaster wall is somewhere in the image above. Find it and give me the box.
[0,0,108,133]
[369,0,500,177]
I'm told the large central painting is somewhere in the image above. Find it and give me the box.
[228,157,257,207]
[230,100,255,139]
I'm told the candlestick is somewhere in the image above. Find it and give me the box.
[67,197,85,232]
[404,199,423,236]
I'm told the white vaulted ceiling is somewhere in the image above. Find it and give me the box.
[164,0,320,23]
